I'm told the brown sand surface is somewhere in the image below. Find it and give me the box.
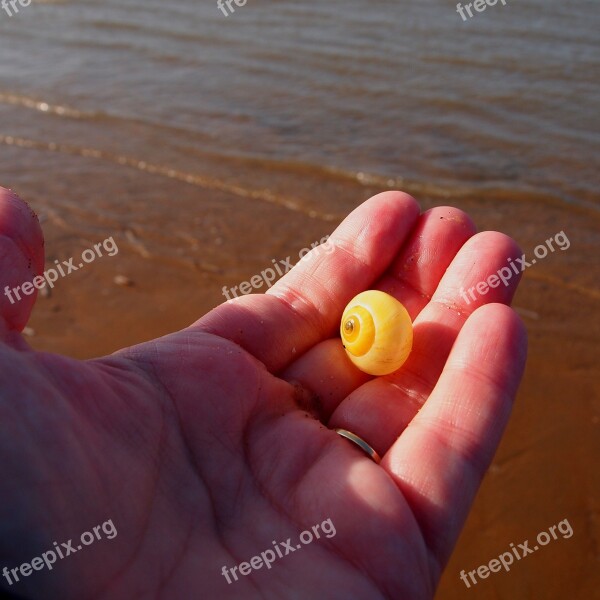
[17,161,600,599]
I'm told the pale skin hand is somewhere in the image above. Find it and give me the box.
[0,188,527,599]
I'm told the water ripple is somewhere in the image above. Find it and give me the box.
[0,134,337,222]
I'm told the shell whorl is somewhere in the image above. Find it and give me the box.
[340,290,413,376]
[341,305,375,356]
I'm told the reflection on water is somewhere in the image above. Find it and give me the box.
[0,0,598,216]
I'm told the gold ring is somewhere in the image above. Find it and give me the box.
[334,428,381,464]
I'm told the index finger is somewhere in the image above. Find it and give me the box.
[196,191,420,372]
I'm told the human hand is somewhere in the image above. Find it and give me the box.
[0,189,526,599]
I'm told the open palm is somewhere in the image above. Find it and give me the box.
[0,189,527,599]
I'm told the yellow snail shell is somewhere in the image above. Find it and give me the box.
[340,290,413,376]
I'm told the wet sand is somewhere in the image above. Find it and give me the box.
[18,161,600,599]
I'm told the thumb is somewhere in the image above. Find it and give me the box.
[0,187,45,335]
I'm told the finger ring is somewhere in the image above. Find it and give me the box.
[334,428,381,464]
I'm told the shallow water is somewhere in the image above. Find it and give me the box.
[1,0,598,217]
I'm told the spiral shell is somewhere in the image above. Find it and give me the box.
[340,290,413,376]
